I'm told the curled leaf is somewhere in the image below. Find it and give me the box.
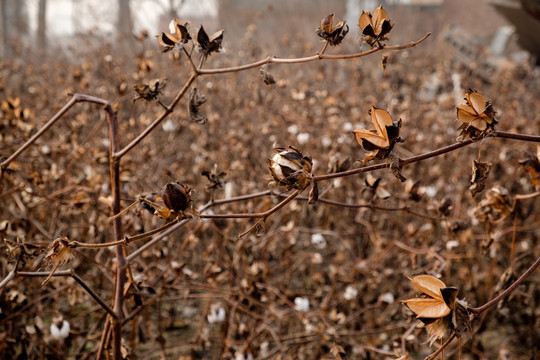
[188,87,207,125]
[469,160,492,197]
[42,237,74,285]
[519,148,540,189]
[260,67,276,85]
[308,179,319,204]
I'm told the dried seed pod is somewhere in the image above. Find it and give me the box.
[316,13,349,46]
[269,147,313,191]
[133,78,167,102]
[188,88,207,124]
[358,5,393,47]
[456,89,497,137]
[162,181,192,213]
[353,106,402,163]
[402,275,470,345]
[196,25,223,57]
[156,19,191,52]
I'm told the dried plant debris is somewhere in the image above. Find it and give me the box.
[519,148,540,189]
[196,25,224,57]
[358,5,393,47]
[188,87,207,125]
[4,236,41,262]
[473,186,512,224]
[260,67,276,85]
[41,237,75,285]
[133,78,167,102]
[456,89,497,137]
[469,160,492,197]
[402,275,471,345]
[201,165,228,190]
[364,173,391,200]
[157,19,191,52]
[353,106,402,163]
[316,13,349,46]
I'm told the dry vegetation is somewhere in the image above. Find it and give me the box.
[0,4,539,360]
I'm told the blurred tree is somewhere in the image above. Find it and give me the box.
[1,0,9,57]
[117,0,134,52]
[37,0,47,51]
[117,0,133,35]
[14,0,28,34]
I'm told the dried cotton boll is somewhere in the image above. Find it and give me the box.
[269,147,313,191]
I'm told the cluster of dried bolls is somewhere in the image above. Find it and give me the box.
[316,6,393,47]
[157,19,223,57]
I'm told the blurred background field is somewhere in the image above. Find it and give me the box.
[0,0,539,359]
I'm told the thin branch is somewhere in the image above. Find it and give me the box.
[490,130,540,142]
[125,219,190,264]
[199,189,300,219]
[470,255,540,314]
[425,333,456,360]
[197,33,431,75]
[0,93,110,175]
[114,73,198,159]
[17,271,118,320]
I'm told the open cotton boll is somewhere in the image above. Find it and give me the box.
[207,304,226,323]
[294,297,310,312]
[50,319,70,340]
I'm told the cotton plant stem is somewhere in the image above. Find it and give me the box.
[425,333,456,360]
[17,271,117,319]
[199,189,300,219]
[125,219,190,264]
[197,33,431,75]
[113,73,198,159]
[470,255,540,314]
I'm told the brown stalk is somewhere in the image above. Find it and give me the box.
[197,33,431,74]
[470,255,540,315]
[16,270,118,320]
[425,333,456,360]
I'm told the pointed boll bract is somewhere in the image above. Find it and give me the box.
[316,13,349,46]
[358,5,393,46]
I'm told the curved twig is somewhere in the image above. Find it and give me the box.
[197,33,431,75]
